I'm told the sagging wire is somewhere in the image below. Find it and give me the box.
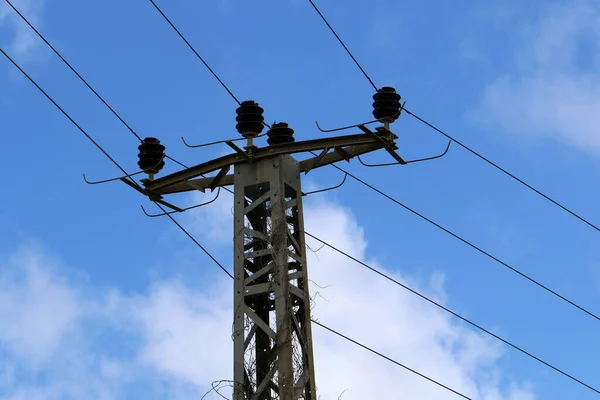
[141,187,222,217]
[303,173,348,197]
[304,231,600,395]
[4,0,189,170]
[3,10,481,400]
[83,154,166,185]
[314,107,404,134]
[304,0,600,236]
[357,139,452,167]
[0,47,234,280]
[321,157,600,326]
[311,319,472,399]
[83,171,143,185]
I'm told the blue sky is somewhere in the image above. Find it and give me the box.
[2,0,600,398]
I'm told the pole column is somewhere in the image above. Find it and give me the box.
[233,155,317,400]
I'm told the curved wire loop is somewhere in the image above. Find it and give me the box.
[83,154,167,184]
[405,140,452,164]
[140,187,221,217]
[315,118,378,133]
[357,139,452,167]
[303,173,348,196]
[182,132,267,149]
[83,170,143,185]
[315,102,406,133]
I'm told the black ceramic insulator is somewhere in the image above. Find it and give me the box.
[267,122,295,145]
[137,137,165,174]
[372,86,401,122]
[236,100,265,137]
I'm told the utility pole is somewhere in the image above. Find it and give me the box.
[137,87,405,400]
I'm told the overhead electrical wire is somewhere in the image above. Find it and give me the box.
[401,108,600,234]
[327,162,600,323]
[146,0,272,138]
[305,0,600,235]
[3,0,235,202]
[2,50,469,398]
[306,0,378,92]
[131,2,600,394]
[305,232,600,395]
[310,320,472,399]
[1,49,125,182]
[4,0,187,169]
[147,0,242,106]
[4,2,595,395]
[3,0,236,279]
[140,0,600,323]
[302,0,600,323]
[0,48,233,279]
[0,4,480,395]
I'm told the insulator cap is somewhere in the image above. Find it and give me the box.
[372,86,401,123]
[236,100,265,138]
[267,122,295,146]
[137,137,165,174]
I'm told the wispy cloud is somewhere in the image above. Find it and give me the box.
[0,0,46,58]
[473,0,600,153]
[0,197,534,399]
[185,189,235,246]
[0,245,81,367]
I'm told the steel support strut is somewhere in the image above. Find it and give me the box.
[233,155,317,400]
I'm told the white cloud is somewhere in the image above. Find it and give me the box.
[186,188,235,245]
[130,279,232,386]
[0,197,535,399]
[475,0,600,153]
[133,195,535,398]
[0,245,80,367]
[0,245,130,400]
[302,199,530,399]
[0,0,46,58]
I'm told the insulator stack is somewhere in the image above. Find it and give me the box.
[236,100,265,138]
[372,86,401,123]
[137,137,165,174]
[267,122,295,146]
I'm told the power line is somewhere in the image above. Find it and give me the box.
[5,0,197,193]
[0,47,233,279]
[119,2,600,393]
[165,154,189,169]
[1,49,126,178]
[140,0,600,325]
[164,219,473,397]
[4,2,200,184]
[4,1,224,277]
[141,0,600,328]
[168,209,474,397]
[326,161,600,323]
[0,52,466,393]
[5,0,193,174]
[305,0,600,236]
[0,9,555,398]
[147,0,241,106]
[310,320,472,399]
[3,14,584,396]
[402,108,600,234]
[129,170,600,391]
[306,0,377,92]
[303,0,600,323]
[305,231,600,395]
[4,0,143,142]
[162,208,233,279]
